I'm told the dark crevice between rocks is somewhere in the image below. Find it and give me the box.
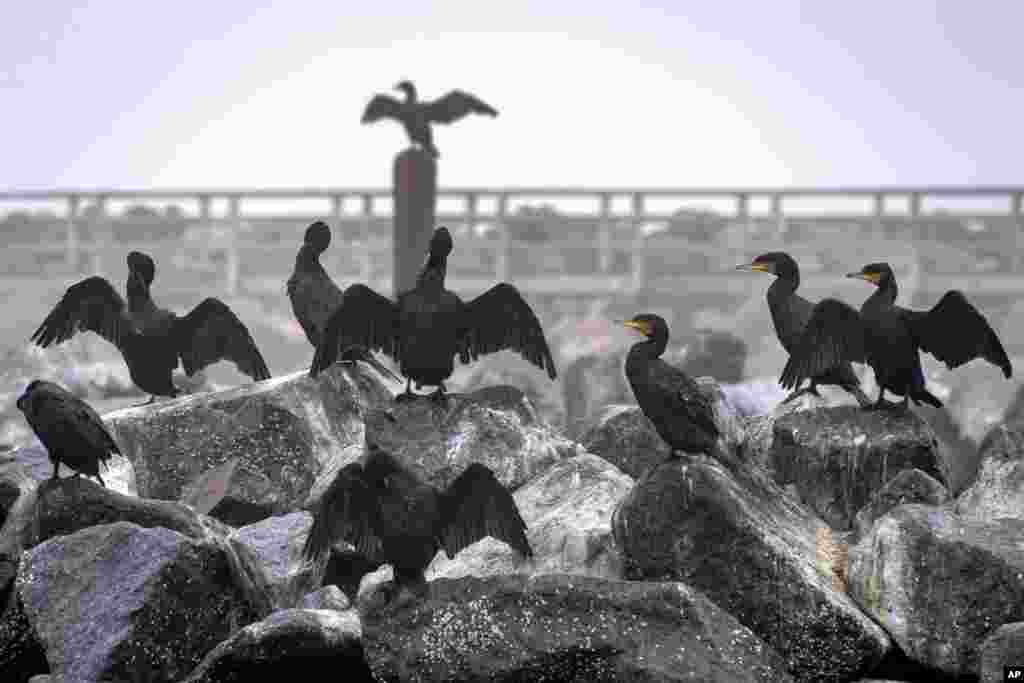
[870,644,979,683]
[208,498,275,528]
[0,591,49,683]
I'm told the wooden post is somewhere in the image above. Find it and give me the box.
[225,195,240,296]
[1012,192,1022,273]
[360,193,374,281]
[66,194,80,272]
[630,193,646,292]
[495,193,509,282]
[393,147,437,297]
[598,193,613,273]
[90,195,109,275]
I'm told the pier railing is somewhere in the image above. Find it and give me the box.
[1,186,1022,297]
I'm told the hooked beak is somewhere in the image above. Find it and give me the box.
[622,320,650,335]
[736,262,771,273]
[847,271,878,283]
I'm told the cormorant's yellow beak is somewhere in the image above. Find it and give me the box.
[846,271,880,284]
[736,262,771,273]
[622,320,651,336]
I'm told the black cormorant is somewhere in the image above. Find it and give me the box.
[31,251,271,405]
[287,221,401,383]
[17,379,120,486]
[302,409,532,597]
[310,226,557,402]
[737,252,870,406]
[780,262,1012,411]
[622,314,736,467]
[361,80,498,158]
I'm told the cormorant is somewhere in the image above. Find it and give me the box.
[622,314,736,467]
[361,80,498,158]
[737,252,870,406]
[310,226,557,403]
[287,220,401,383]
[302,409,532,597]
[780,262,1012,411]
[31,251,271,406]
[17,379,120,487]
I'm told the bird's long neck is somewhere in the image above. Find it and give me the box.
[402,85,417,105]
[296,245,326,274]
[871,277,898,307]
[767,275,799,302]
[126,276,154,311]
[416,251,447,290]
[628,335,667,362]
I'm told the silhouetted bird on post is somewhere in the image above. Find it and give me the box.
[780,262,1012,411]
[737,252,871,406]
[287,221,400,383]
[17,380,120,487]
[302,409,532,602]
[361,80,498,158]
[310,226,557,402]
[31,251,271,406]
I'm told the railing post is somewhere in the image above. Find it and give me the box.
[736,192,751,241]
[873,193,885,239]
[328,193,345,277]
[771,194,785,239]
[225,195,240,297]
[360,193,374,282]
[598,192,613,273]
[66,194,80,273]
[1012,192,1023,273]
[630,193,645,292]
[90,195,109,275]
[495,193,509,282]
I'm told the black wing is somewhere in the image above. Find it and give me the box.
[310,284,400,378]
[30,276,132,350]
[173,298,271,381]
[659,363,720,440]
[901,290,1012,378]
[361,94,404,124]
[424,90,498,124]
[779,298,866,390]
[302,462,386,564]
[437,463,531,559]
[38,383,120,456]
[459,283,557,379]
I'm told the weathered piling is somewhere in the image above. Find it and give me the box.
[392,146,437,297]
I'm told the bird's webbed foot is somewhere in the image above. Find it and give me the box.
[133,395,158,408]
[781,385,820,405]
[395,389,419,403]
[429,384,449,404]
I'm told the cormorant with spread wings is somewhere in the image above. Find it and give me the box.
[17,379,120,487]
[302,409,532,598]
[737,252,870,406]
[287,220,400,384]
[31,251,271,406]
[780,262,1012,411]
[310,226,557,402]
[361,80,498,158]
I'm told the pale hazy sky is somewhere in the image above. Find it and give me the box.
[2,1,1021,190]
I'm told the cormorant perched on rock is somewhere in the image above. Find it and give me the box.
[622,314,736,467]
[302,409,532,598]
[31,251,271,406]
[361,80,498,158]
[17,379,119,486]
[780,262,1012,411]
[310,226,557,402]
[287,221,401,383]
[737,252,870,406]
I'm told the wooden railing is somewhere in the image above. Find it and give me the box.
[1,186,1022,297]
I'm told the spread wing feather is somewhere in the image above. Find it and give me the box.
[310,284,400,377]
[437,463,531,559]
[361,94,404,124]
[901,290,1012,378]
[779,298,866,390]
[174,298,271,381]
[30,276,132,351]
[459,283,557,379]
[655,361,721,440]
[302,463,386,564]
[424,90,498,124]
